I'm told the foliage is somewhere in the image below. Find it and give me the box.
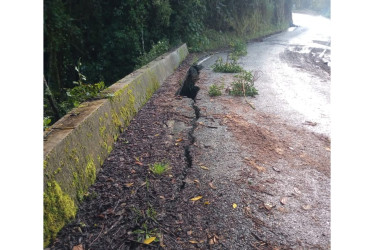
[63,61,106,110]
[230,39,247,57]
[149,162,169,175]
[229,71,258,97]
[208,83,224,97]
[133,223,159,243]
[43,0,293,126]
[136,39,170,68]
[213,56,243,73]
[44,117,52,130]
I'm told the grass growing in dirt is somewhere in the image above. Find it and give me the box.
[213,56,243,73]
[229,71,258,97]
[149,162,169,175]
[208,83,224,97]
[131,204,160,244]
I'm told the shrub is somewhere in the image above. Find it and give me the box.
[136,39,170,68]
[212,57,243,73]
[230,39,247,57]
[208,83,224,97]
[229,71,258,97]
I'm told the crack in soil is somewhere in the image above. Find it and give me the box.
[179,65,201,191]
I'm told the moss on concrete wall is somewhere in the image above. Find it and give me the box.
[43,44,188,247]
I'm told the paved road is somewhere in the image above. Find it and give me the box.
[191,13,331,248]
[200,13,331,137]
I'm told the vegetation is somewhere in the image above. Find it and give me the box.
[44,0,293,127]
[213,56,243,73]
[229,71,258,97]
[293,0,330,17]
[208,83,224,97]
[149,162,169,176]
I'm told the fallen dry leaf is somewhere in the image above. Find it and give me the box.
[72,244,84,250]
[302,204,312,210]
[249,160,266,172]
[209,234,220,245]
[190,196,203,201]
[189,240,198,244]
[204,201,210,205]
[135,161,143,166]
[272,166,281,172]
[159,196,165,199]
[175,138,183,142]
[275,148,284,155]
[264,202,274,211]
[125,183,134,188]
[280,197,288,205]
[200,165,209,170]
[233,203,237,208]
[294,187,301,195]
[143,236,156,244]
[208,182,217,189]
[277,206,287,213]
[154,134,160,137]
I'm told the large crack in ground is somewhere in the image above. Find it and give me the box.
[177,65,201,191]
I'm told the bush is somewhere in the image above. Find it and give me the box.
[229,71,258,97]
[136,39,170,68]
[208,83,224,97]
[212,57,243,73]
[230,39,247,57]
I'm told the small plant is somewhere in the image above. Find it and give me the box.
[230,39,247,57]
[149,162,169,175]
[208,83,224,97]
[132,204,160,243]
[136,39,170,68]
[62,59,106,109]
[43,117,52,130]
[212,57,243,73]
[146,205,158,222]
[133,223,159,243]
[229,71,258,97]
[66,81,106,107]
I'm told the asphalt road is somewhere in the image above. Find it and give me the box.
[191,13,331,248]
[200,13,331,137]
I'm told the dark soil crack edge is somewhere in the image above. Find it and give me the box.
[178,65,201,191]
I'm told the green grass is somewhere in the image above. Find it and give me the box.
[208,83,224,97]
[212,57,243,73]
[149,162,169,175]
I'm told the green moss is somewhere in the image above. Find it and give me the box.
[44,180,77,248]
[99,125,106,137]
[111,111,122,129]
[85,157,96,185]
[119,89,136,127]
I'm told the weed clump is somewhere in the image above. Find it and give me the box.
[212,56,243,73]
[230,39,247,57]
[149,162,169,176]
[208,83,224,97]
[229,71,258,97]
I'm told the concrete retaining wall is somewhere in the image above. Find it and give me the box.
[43,44,189,247]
